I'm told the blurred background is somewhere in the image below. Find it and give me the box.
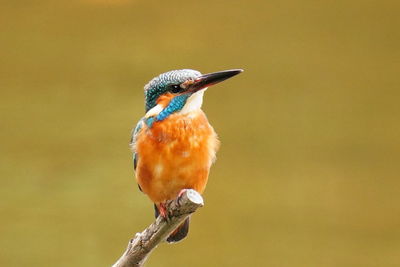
[1,0,399,266]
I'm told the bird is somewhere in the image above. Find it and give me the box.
[130,68,243,243]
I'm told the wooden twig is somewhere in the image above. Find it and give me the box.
[112,189,204,267]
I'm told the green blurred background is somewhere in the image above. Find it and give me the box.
[1,0,399,266]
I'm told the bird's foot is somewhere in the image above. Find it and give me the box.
[178,189,187,198]
[159,202,168,219]
[158,190,189,222]
[177,189,187,206]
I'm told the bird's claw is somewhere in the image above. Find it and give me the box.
[159,203,172,222]
[159,203,167,217]
[159,190,188,222]
[177,189,187,206]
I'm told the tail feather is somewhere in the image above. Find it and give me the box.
[154,204,190,243]
[167,217,190,243]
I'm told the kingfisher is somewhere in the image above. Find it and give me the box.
[130,68,243,243]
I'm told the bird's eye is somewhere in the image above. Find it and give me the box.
[170,84,182,93]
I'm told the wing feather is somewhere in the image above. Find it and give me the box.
[130,118,144,172]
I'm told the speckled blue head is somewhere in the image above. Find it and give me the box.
[144,69,201,112]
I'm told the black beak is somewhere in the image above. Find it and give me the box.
[189,69,243,92]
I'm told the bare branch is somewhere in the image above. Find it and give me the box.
[112,189,204,267]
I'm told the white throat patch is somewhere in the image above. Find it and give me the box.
[180,89,206,114]
[145,104,163,118]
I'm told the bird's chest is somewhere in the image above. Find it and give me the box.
[135,111,219,202]
[139,111,217,159]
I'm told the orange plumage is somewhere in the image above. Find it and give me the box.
[134,98,219,204]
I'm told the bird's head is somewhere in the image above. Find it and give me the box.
[143,69,243,117]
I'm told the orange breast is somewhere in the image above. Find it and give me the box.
[135,110,219,204]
